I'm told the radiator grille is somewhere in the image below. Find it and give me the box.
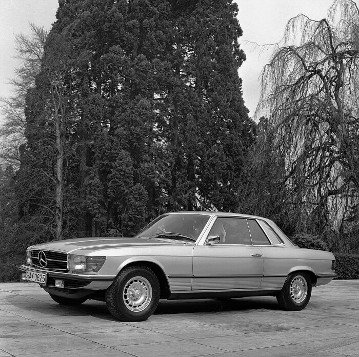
[30,250,68,272]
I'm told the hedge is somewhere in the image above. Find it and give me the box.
[333,253,359,280]
[289,234,359,279]
[290,233,329,251]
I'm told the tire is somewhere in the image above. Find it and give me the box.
[49,293,87,306]
[105,266,160,322]
[276,272,312,311]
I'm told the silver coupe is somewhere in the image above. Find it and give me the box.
[20,212,336,321]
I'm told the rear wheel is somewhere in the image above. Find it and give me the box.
[277,272,312,311]
[49,293,87,306]
[106,266,160,322]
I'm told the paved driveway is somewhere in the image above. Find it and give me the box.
[0,281,358,357]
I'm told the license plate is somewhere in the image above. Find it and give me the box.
[23,269,47,285]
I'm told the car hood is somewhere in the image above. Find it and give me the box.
[28,237,190,254]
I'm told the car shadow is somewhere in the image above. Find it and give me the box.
[155,297,281,315]
[7,294,280,322]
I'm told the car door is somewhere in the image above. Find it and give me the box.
[192,217,263,291]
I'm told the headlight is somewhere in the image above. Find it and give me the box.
[26,250,31,265]
[68,255,106,273]
[86,256,107,272]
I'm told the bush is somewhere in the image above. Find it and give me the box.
[0,254,24,282]
[289,234,359,279]
[290,233,329,251]
[334,253,359,280]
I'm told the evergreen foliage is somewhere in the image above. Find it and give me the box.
[334,253,359,279]
[15,0,253,240]
[290,233,329,251]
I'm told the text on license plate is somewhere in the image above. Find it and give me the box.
[23,269,47,284]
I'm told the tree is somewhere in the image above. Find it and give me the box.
[19,0,253,241]
[255,0,359,250]
[17,30,76,241]
[0,25,52,280]
[0,24,48,165]
[164,0,255,212]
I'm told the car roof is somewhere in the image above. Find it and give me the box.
[167,211,268,221]
[167,211,292,245]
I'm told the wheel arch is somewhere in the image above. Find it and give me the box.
[288,266,317,286]
[117,258,171,299]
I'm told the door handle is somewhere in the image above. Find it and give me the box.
[251,253,262,258]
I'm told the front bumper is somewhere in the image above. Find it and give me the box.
[19,264,115,291]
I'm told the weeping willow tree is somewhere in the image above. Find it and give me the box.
[255,0,359,251]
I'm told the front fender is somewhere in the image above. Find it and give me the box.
[115,256,166,274]
[113,256,172,298]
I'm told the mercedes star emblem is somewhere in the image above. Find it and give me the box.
[38,251,47,268]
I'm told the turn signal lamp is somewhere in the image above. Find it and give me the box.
[26,250,32,265]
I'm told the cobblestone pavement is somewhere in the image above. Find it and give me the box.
[0,281,358,357]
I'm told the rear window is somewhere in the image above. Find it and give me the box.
[257,220,284,244]
[247,220,271,245]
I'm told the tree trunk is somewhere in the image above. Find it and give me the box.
[53,85,65,241]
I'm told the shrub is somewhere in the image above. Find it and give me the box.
[0,254,24,282]
[290,233,329,251]
[289,234,359,279]
[334,253,359,280]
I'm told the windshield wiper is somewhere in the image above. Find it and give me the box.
[150,232,195,242]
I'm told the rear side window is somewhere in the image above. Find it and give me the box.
[257,220,284,244]
[247,220,271,245]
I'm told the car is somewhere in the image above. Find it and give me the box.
[20,212,336,321]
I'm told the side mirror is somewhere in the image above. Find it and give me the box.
[206,235,220,245]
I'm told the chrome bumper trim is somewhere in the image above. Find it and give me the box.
[19,265,115,281]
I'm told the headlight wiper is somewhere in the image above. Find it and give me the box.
[151,232,196,242]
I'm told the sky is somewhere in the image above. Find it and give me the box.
[236,0,354,116]
[0,0,58,97]
[0,0,353,121]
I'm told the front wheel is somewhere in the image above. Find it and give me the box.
[105,266,160,322]
[276,272,312,311]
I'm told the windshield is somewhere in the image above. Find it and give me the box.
[137,213,210,242]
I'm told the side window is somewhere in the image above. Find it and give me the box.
[257,220,284,244]
[208,218,251,245]
[247,220,271,245]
